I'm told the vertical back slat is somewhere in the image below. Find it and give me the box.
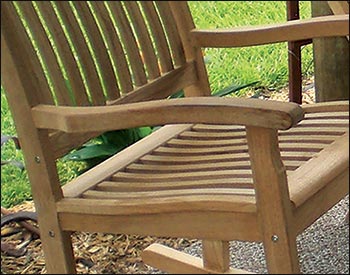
[155,2,187,67]
[35,2,90,106]
[107,1,147,88]
[54,2,106,106]
[91,2,133,95]
[74,2,119,102]
[168,1,212,97]
[4,1,208,108]
[139,1,174,74]
[123,1,161,80]
[17,2,73,106]
[2,2,55,105]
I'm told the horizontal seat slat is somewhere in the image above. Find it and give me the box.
[279,128,347,136]
[191,124,245,132]
[82,188,256,200]
[178,131,246,140]
[166,138,247,147]
[304,111,349,119]
[96,178,254,192]
[111,170,254,182]
[126,161,252,172]
[154,143,325,155]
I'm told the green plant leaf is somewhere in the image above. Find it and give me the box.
[169,80,259,99]
[64,143,121,161]
[64,127,153,163]
[100,130,133,147]
[136,127,152,138]
[212,81,260,97]
[169,90,185,99]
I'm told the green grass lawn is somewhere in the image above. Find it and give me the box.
[1,1,313,208]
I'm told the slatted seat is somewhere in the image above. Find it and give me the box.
[59,106,348,217]
[1,1,348,274]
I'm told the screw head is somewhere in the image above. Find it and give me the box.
[271,235,279,242]
[49,231,55,237]
[34,156,41,163]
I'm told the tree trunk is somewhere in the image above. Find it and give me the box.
[311,1,349,102]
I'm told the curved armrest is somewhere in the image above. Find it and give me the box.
[31,97,304,133]
[191,14,349,48]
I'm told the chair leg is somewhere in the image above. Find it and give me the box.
[39,223,76,274]
[262,231,300,274]
[202,240,230,273]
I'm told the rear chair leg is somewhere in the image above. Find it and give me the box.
[202,240,230,273]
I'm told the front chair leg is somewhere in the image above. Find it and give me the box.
[39,225,76,274]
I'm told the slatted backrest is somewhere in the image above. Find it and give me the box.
[2,1,210,106]
[1,1,210,157]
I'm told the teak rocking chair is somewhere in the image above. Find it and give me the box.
[1,1,349,274]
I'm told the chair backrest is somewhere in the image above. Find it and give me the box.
[1,1,210,158]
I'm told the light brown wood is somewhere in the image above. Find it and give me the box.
[62,124,192,198]
[142,243,254,274]
[302,100,349,113]
[293,169,349,235]
[107,61,198,105]
[1,1,348,274]
[288,133,349,207]
[58,211,260,241]
[328,1,349,15]
[191,14,349,48]
[246,127,300,274]
[31,97,304,133]
[34,2,91,106]
[2,8,77,273]
[202,240,230,273]
[123,2,160,80]
[55,1,106,106]
[139,1,174,74]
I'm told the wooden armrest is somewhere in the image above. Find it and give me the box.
[31,97,304,133]
[191,14,349,48]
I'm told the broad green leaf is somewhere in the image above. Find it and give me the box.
[64,143,121,161]
[212,81,260,97]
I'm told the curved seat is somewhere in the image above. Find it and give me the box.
[56,104,348,241]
